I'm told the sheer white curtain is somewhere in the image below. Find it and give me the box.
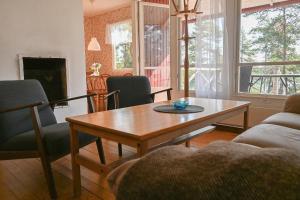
[105,20,132,45]
[195,0,229,99]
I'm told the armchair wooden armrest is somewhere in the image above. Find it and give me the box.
[0,101,44,114]
[49,93,97,113]
[151,88,173,101]
[101,90,120,109]
[103,90,120,100]
[49,93,97,106]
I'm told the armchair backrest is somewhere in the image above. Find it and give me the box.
[284,93,300,114]
[106,76,153,110]
[239,66,253,92]
[0,80,57,144]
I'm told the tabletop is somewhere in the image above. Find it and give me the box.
[66,97,250,140]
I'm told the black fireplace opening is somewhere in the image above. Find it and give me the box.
[22,57,68,106]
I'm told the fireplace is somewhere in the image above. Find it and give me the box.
[19,56,68,106]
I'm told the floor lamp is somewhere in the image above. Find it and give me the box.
[171,0,202,97]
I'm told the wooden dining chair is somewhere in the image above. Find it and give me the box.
[87,74,111,111]
[0,80,108,199]
[106,76,172,156]
[123,73,133,76]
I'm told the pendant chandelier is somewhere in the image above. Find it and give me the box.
[88,37,101,51]
[87,0,101,51]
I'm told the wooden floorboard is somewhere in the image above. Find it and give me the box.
[0,130,236,200]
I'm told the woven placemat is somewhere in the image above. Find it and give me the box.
[153,105,204,114]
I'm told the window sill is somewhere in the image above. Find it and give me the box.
[233,93,288,101]
[176,88,288,102]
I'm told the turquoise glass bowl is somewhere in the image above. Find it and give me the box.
[172,100,189,110]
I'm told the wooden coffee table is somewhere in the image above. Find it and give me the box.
[66,97,250,196]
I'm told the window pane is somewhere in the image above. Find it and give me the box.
[239,0,300,96]
[111,21,133,69]
[115,42,132,69]
[240,1,300,63]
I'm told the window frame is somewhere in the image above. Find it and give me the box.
[235,0,300,98]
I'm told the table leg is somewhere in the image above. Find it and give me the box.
[243,106,249,131]
[70,124,81,197]
[137,142,148,157]
[185,141,191,147]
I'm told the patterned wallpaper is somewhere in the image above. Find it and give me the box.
[84,6,134,76]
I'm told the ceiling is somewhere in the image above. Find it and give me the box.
[82,0,131,17]
[242,0,287,8]
[82,0,292,17]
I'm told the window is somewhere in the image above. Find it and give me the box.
[239,0,300,96]
[114,41,132,69]
[106,20,133,69]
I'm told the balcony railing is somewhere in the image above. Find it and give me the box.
[240,62,300,95]
[248,74,300,95]
[178,62,300,95]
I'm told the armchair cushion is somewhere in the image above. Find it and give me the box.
[0,80,57,144]
[262,112,300,130]
[0,122,96,160]
[106,76,153,110]
[284,93,300,114]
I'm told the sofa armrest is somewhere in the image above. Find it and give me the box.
[107,159,139,195]
[284,93,300,114]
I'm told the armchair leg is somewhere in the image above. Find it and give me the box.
[30,106,57,199]
[185,140,191,147]
[40,155,57,199]
[118,143,123,157]
[96,138,106,164]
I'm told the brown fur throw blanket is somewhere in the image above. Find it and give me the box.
[108,141,300,200]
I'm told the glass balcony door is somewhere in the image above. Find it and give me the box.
[138,1,171,88]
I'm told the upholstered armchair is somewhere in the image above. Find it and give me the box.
[0,80,107,199]
[106,76,172,156]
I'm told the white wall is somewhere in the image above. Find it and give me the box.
[0,0,87,122]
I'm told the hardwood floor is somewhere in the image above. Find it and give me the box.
[0,131,237,200]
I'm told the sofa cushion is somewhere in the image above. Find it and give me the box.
[0,122,96,160]
[233,124,300,151]
[262,112,300,130]
[109,141,300,200]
